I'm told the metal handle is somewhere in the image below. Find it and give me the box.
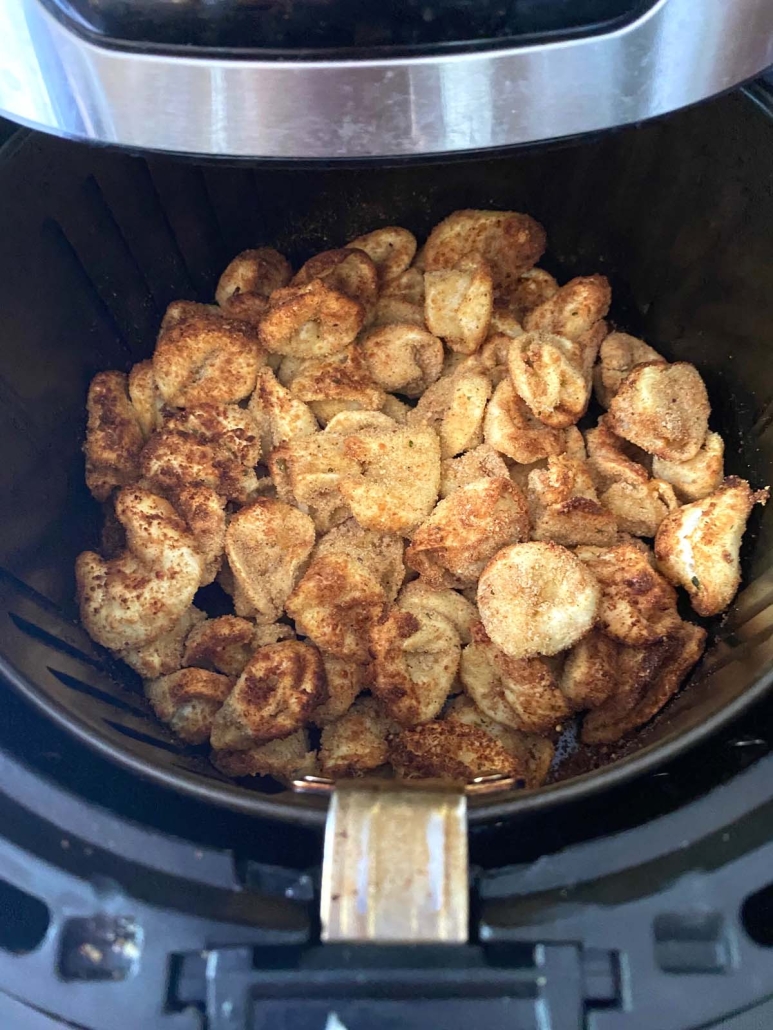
[319,781,469,944]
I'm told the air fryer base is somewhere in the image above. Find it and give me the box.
[4,678,773,1030]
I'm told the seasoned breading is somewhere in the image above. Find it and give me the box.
[600,478,679,538]
[523,274,611,344]
[216,247,292,322]
[406,478,530,588]
[225,498,315,623]
[182,615,258,677]
[319,696,394,776]
[528,455,618,547]
[289,345,386,424]
[500,268,559,321]
[248,365,319,454]
[423,210,546,296]
[380,266,425,305]
[445,696,555,787]
[585,417,651,491]
[76,487,204,651]
[210,640,325,750]
[424,255,493,354]
[440,444,510,497]
[477,542,600,659]
[607,361,710,462]
[390,721,520,781]
[141,403,261,504]
[398,581,478,645]
[483,378,566,465]
[312,655,367,725]
[360,324,444,398]
[576,542,681,645]
[287,554,387,662]
[459,631,570,734]
[146,668,233,744]
[371,296,426,328]
[314,518,405,603]
[347,226,417,284]
[407,369,491,459]
[652,431,725,502]
[581,621,706,743]
[559,630,620,710]
[340,424,441,535]
[84,371,145,501]
[370,607,461,725]
[291,247,378,319]
[212,730,318,780]
[120,606,206,679]
[269,429,358,532]
[259,278,363,358]
[153,304,264,407]
[655,477,768,616]
[128,360,165,439]
[173,485,226,585]
[508,331,591,429]
[593,331,665,408]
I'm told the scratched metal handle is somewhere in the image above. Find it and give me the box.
[319,782,469,944]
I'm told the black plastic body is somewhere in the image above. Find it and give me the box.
[46,0,655,56]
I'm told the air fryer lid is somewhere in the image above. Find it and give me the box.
[2,0,773,157]
[2,87,773,834]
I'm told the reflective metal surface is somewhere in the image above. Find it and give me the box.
[1,0,773,158]
[320,783,468,943]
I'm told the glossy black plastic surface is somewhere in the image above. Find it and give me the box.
[47,0,654,55]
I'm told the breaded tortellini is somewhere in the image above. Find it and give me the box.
[287,554,387,662]
[291,247,378,318]
[153,304,264,407]
[407,368,491,458]
[259,278,364,358]
[459,628,570,734]
[523,274,610,352]
[128,360,165,439]
[76,487,204,652]
[477,541,600,659]
[248,366,319,453]
[508,331,591,429]
[183,615,270,678]
[398,581,478,645]
[423,209,546,297]
[319,696,394,776]
[314,518,405,603]
[406,477,529,588]
[312,655,368,726]
[288,345,385,424]
[424,255,493,354]
[581,621,707,743]
[360,323,444,397]
[445,696,555,787]
[607,361,710,462]
[120,606,206,679]
[390,721,523,781]
[655,477,768,616]
[347,226,417,284]
[527,454,618,547]
[440,444,510,497]
[225,498,315,623]
[483,378,566,464]
[215,247,292,323]
[210,641,325,751]
[651,431,724,502]
[146,668,233,744]
[84,371,145,501]
[370,606,461,725]
[212,730,319,781]
[593,331,665,408]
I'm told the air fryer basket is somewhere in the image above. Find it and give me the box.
[2,87,773,829]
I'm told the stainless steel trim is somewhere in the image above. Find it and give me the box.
[320,782,469,943]
[1,0,773,158]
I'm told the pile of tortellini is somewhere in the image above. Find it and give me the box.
[76,210,768,789]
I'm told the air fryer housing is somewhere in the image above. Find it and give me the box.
[1,0,773,158]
